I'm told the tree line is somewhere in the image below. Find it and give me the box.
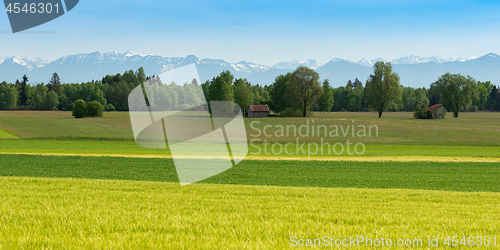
[0,68,146,111]
[0,63,498,118]
[329,70,494,115]
[204,62,498,118]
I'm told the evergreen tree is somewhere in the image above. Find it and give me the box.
[489,85,500,111]
[346,79,353,89]
[135,67,146,85]
[353,78,362,88]
[48,73,62,94]
[318,79,334,112]
[19,75,29,106]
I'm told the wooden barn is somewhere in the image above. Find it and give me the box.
[248,105,269,118]
[427,104,444,119]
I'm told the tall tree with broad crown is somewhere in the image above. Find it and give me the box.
[287,66,323,117]
[430,73,476,118]
[365,61,403,118]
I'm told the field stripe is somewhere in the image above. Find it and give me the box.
[2,154,500,192]
[0,128,18,139]
[1,152,499,162]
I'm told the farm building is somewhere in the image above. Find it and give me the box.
[248,105,269,118]
[427,104,444,119]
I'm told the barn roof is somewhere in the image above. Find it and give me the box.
[249,105,270,112]
[427,104,443,112]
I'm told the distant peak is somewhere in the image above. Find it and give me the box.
[389,55,446,64]
[357,58,373,67]
[327,58,351,63]
[185,54,199,61]
[271,59,318,69]
[483,52,499,57]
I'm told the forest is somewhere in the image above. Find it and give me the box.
[1,63,499,117]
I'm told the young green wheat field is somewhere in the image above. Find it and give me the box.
[0,111,499,249]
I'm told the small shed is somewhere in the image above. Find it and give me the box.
[248,105,269,118]
[427,104,444,119]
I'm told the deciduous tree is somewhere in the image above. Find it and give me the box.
[86,100,104,117]
[270,72,291,113]
[208,71,234,102]
[72,99,87,118]
[365,62,402,118]
[46,90,59,110]
[287,66,323,117]
[430,73,475,118]
[0,82,18,110]
[234,78,253,116]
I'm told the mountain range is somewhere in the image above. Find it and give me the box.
[0,51,498,88]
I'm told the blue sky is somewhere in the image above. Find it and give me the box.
[1,0,499,65]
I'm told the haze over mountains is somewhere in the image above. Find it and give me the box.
[0,51,498,88]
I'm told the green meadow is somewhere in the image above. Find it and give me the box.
[2,140,500,159]
[2,111,500,146]
[1,110,500,248]
[1,111,500,159]
[1,154,500,192]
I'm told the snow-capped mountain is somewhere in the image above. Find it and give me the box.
[0,51,499,88]
[474,52,499,61]
[390,55,447,64]
[446,55,478,62]
[0,51,269,84]
[366,55,482,65]
[198,58,269,73]
[357,58,373,67]
[272,60,319,69]
[0,56,49,70]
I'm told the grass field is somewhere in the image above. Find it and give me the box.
[0,111,132,140]
[1,154,500,192]
[2,140,500,160]
[2,110,500,147]
[1,111,500,160]
[1,111,500,248]
[0,128,17,139]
